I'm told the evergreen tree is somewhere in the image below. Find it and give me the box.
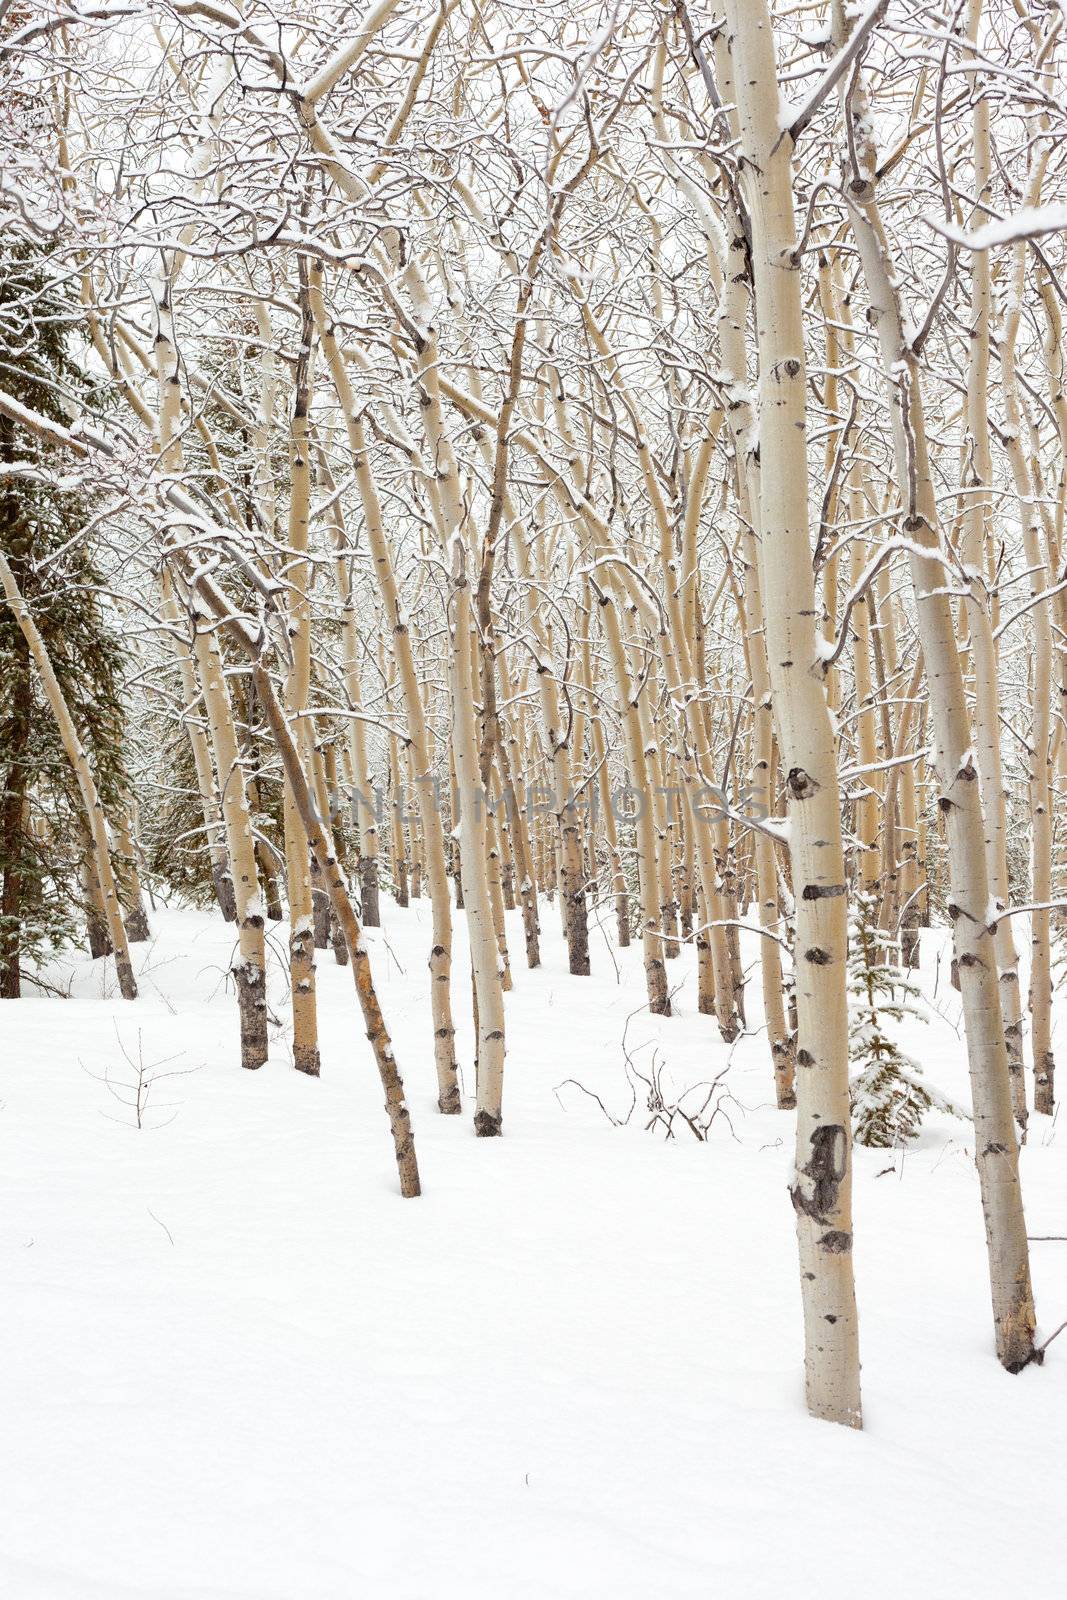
[848,891,965,1147]
[0,229,131,994]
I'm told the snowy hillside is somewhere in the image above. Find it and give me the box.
[2,899,1065,1599]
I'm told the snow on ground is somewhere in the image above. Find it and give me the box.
[1,893,1066,1599]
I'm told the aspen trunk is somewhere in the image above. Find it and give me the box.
[582,619,629,951]
[321,457,381,927]
[451,553,507,1133]
[114,801,151,943]
[311,265,459,1111]
[1001,230,1055,1118]
[80,823,112,960]
[399,255,506,1132]
[837,0,1037,1370]
[160,573,236,923]
[154,288,264,1062]
[154,304,236,925]
[849,526,881,895]
[312,745,347,964]
[960,17,1028,1125]
[495,660,541,968]
[255,669,420,1195]
[725,0,861,1428]
[283,272,321,1078]
[386,692,410,909]
[178,554,420,1193]
[712,192,793,1102]
[598,586,670,1015]
[186,602,268,1069]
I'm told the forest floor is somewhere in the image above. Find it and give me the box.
[2,894,1066,1598]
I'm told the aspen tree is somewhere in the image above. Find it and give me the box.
[281,266,320,1077]
[113,803,151,943]
[597,580,670,1014]
[154,280,268,1064]
[401,259,506,1133]
[833,0,1037,1370]
[1000,209,1056,1119]
[710,156,794,1105]
[520,482,591,978]
[723,0,861,1428]
[385,656,410,911]
[579,598,629,949]
[84,282,234,923]
[319,742,350,966]
[848,495,881,894]
[311,266,460,1112]
[321,460,381,928]
[80,826,112,961]
[555,287,739,1034]
[183,593,269,1070]
[180,557,421,1196]
[496,647,541,967]
[160,577,237,923]
[959,0,1027,1124]
[405,744,425,902]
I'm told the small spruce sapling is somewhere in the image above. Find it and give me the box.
[848,891,965,1147]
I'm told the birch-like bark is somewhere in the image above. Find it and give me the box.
[1000,217,1055,1118]
[496,647,541,966]
[321,467,381,928]
[311,265,460,1112]
[597,583,670,1014]
[184,595,269,1069]
[154,283,266,1060]
[959,0,1027,1124]
[113,802,151,943]
[177,550,421,1192]
[725,0,861,1427]
[400,260,506,1132]
[835,0,1036,1369]
[580,600,629,949]
[711,156,795,1104]
[282,267,320,1077]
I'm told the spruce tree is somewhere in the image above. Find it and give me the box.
[0,230,131,994]
[848,891,966,1147]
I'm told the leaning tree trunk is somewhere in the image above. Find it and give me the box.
[181,556,421,1196]
[253,671,420,1196]
[835,0,1036,1371]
